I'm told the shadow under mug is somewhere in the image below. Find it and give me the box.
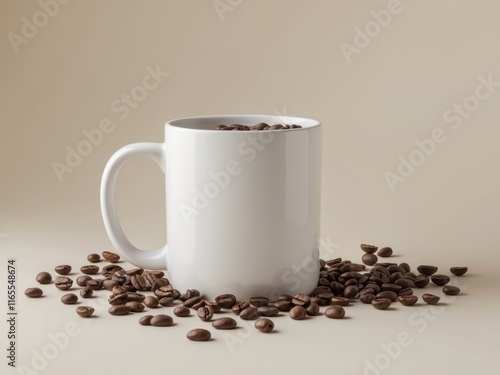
[101,114,321,300]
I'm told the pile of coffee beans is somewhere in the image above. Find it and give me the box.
[25,246,467,342]
[215,123,302,131]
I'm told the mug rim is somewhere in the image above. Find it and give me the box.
[165,114,321,132]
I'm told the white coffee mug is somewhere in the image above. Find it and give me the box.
[101,114,321,300]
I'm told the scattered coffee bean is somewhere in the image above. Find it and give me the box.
[343,285,359,299]
[174,306,191,317]
[36,272,52,284]
[197,305,214,321]
[102,251,120,263]
[126,301,145,312]
[377,291,398,302]
[76,275,92,287]
[240,307,259,320]
[397,295,418,306]
[360,293,376,304]
[86,279,102,290]
[87,253,101,263]
[108,305,130,316]
[422,293,440,305]
[331,297,351,306]
[212,317,237,330]
[139,315,153,325]
[249,296,269,307]
[431,274,450,286]
[378,247,393,257]
[205,301,221,313]
[274,300,294,312]
[127,292,145,302]
[325,305,345,319]
[443,286,460,296]
[184,296,202,308]
[231,301,250,315]
[80,265,99,275]
[61,293,78,304]
[372,298,392,310]
[186,328,211,341]
[154,285,173,298]
[54,277,73,290]
[414,276,430,288]
[80,287,93,298]
[102,264,124,277]
[257,306,280,317]
[289,306,307,320]
[360,244,378,254]
[55,265,71,275]
[306,302,320,316]
[417,265,438,276]
[25,287,43,298]
[126,268,144,276]
[292,294,311,307]
[255,318,274,332]
[151,314,173,327]
[144,296,159,308]
[450,267,468,276]
[108,293,128,305]
[103,279,118,291]
[215,294,236,309]
[159,297,175,307]
[362,253,378,266]
[76,306,94,318]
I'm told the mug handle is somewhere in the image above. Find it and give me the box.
[100,143,168,270]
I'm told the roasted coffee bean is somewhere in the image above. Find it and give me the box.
[317,292,335,301]
[414,276,430,288]
[398,288,414,296]
[197,305,214,321]
[172,289,181,300]
[310,297,326,306]
[186,328,211,341]
[184,296,202,308]
[61,293,78,304]
[55,277,73,290]
[274,300,294,312]
[231,301,250,315]
[343,285,359,299]
[431,274,450,286]
[345,279,358,287]
[422,293,440,305]
[76,275,92,287]
[292,294,311,307]
[362,253,378,266]
[151,314,173,327]
[139,315,153,325]
[306,302,320,316]
[381,284,402,293]
[212,317,237,330]
[377,247,393,257]
[125,268,144,276]
[289,306,307,320]
[372,298,392,310]
[102,251,120,263]
[360,293,376,304]
[450,267,468,276]
[331,297,351,306]
[417,265,438,276]
[127,292,145,302]
[205,301,222,313]
[257,306,280,317]
[25,287,43,298]
[87,253,101,263]
[108,293,128,305]
[154,285,173,298]
[360,244,378,254]
[174,306,191,317]
[249,296,269,307]
[151,278,170,291]
[240,307,259,320]
[55,265,71,275]
[394,279,413,289]
[398,295,418,306]
[325,305,345,319]
[255,318,274,332]
[341,263,366,272]
[443,286,460,296]
[102,264,124,277]
[215,294,236,309]
[108,305,130,316]
[376,291,398,302]
[80,265,99,275]
[80,287,93,298]
[387,265,406,274]
[399,262,411,272]
[76,306,94,318]
[111,270,127,284]
[159,297,175,307]
[144,296,159,308]
[36,272,52,284]
[277,294,293,301]
[86,279,102,290]
[112,285,127,295]
[130,275,147,290]
[192,300,206,310]
[126,301,145,312]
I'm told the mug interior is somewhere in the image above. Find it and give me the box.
[167,114,320,131]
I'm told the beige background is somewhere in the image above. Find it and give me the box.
[0,1,499,374]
